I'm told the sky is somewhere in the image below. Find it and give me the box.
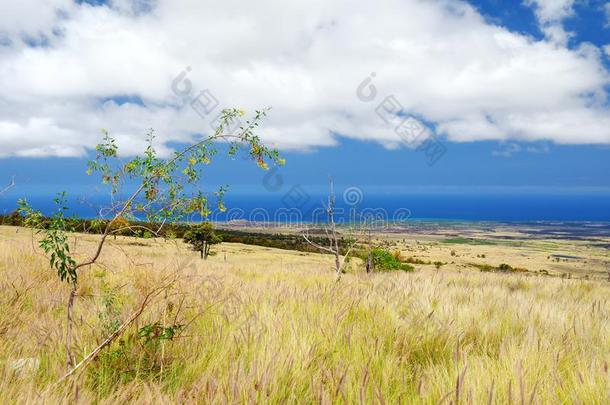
[1,0,610,203]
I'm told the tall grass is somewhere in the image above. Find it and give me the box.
[0,226,608,403]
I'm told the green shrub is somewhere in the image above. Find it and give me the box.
[498,263,513,272]
[472,263,495,272]
[371,248,414,272]
[405,256,431,265]
[472,262,527,274]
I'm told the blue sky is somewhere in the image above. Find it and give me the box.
[1,0,610,210]
[470,1,610,66]
[2,138,609,197]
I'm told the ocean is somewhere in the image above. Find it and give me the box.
[2,191,609,223]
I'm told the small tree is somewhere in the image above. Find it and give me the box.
[184,222,221,259]
[18,108,283,370]
[371,248,414,272]
[365,227,373,274]
[302,178,358,281]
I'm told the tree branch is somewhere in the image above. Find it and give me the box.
[302,232,336,254]
[49,277,176,388]
[73,128,260,272]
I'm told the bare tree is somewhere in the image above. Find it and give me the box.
[364,225,373,274]
[302,178,359,281]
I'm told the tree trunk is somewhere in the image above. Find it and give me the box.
[334,251,341,280]
[200,248,203,259]
[66,280,77,368]
[366,229,373,274]
[203,241,208,260]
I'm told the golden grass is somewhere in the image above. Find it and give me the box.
[0,226,609,404]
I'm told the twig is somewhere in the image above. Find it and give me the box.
[48,278,176,389]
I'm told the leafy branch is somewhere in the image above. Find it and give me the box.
[17,107,283,369]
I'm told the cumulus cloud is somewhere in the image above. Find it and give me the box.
[0,0,74,46]
[524,0,575,45]
[525,0,575,22]
[0,0,609,158]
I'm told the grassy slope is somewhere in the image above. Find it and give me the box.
[0,226,609,403]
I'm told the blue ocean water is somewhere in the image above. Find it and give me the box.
[2,191,609,222]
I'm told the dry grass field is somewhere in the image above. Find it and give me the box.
[0,225,609,404]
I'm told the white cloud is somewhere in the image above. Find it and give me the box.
[0,0,609,158]
[492,142,522,158]
[493,141,550,157]
[524,0,575,45]
[0,0,74,47]
[525,0,575,22]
